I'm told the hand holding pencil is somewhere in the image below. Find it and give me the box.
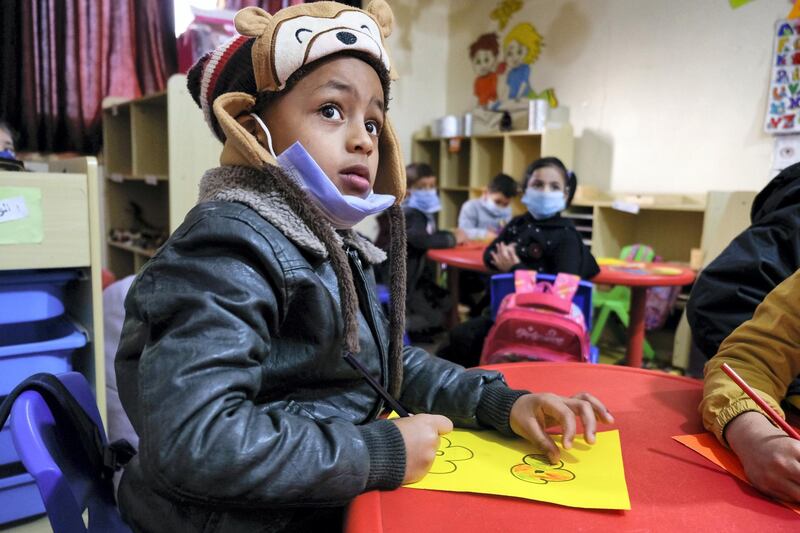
[722,363,800,503]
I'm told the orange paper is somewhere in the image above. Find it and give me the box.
[673,433,800,516]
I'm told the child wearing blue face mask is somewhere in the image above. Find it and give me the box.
[458,173,518,241]
[484,157,599,279]
[400,162,467,338]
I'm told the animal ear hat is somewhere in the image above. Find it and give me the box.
[187,0,405,203]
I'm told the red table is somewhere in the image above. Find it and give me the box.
[425,246,696,367]
[345,363,799,532]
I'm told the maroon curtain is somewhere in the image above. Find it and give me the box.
[0,0,177,154]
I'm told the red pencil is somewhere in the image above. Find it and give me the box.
[721,362,800,441]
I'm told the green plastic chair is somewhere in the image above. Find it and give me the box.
[591,244,656,360]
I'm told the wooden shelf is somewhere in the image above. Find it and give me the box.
[107,240,157,258]
[413,129,574,230]
[102,74,222,278]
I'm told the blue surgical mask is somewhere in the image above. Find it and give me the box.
[251,114,395,229]
[406,189,441,214]
[521,189,566,220]
[483,198,512,219]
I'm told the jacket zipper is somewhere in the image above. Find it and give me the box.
[346,247,390,420]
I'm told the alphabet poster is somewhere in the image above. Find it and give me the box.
[405,428,630,510]
[765,19,800,133]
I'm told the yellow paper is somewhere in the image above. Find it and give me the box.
[405,428,630,510]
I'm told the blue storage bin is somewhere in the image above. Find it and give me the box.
[0,269,80,325]
[0,317,86,397]
[0,468,46,525]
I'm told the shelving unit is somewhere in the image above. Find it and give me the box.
[412,127,575,230]
[102,74,222,278]
[0,157,105,411]
[0,160,105,528]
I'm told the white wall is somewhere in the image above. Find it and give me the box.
[443,0,790,193]
[385,0,452,164]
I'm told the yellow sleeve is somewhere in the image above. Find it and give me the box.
[700,268,800,445]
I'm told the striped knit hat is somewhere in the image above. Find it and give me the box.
[186,0,404,202]
[187,36,254,143]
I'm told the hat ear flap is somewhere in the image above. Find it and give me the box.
[213,92,277,168]
[375,118,405,203]
[234,7,272,37]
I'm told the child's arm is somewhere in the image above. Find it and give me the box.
[398,346,611,462]
[116,217,407,507]
[405,208,456,250]
[550,226,599,279]
[701,270,800,501]
[458,200,487,240]
[483,218,517,269]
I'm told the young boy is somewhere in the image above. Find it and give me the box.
[115,3,612,532]
[701,269,800,503]
[458,172,517,241]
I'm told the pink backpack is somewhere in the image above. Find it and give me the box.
[480,271,590,365]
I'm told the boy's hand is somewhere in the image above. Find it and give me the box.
[392,414,453,484]
[454,228,468,245]
[509,392,614,463]
[726,411,800,503]
[490,242,520,272]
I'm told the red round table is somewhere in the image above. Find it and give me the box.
[345,363,799,532]
[425,246,696,368]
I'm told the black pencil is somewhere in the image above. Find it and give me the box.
[344,352,410,417]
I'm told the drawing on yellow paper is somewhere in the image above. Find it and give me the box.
[404,427,630,510]
[511,454,576,484]
[429,436,474,474]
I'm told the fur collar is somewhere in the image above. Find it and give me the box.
[197,165,386,265]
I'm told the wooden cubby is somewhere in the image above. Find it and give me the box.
[412,126,574,230]
[102,74,222,278]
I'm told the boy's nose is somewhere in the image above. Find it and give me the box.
[336,31,357,45]
[348,126,374,155]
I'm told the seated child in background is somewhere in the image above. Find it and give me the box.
[484,156,599,280]
[114,3,613,531]
[399,162,467,338]
[440,158,598,367]
[457,172,518,241]
[701,269,800,503]
[456,172,518,316]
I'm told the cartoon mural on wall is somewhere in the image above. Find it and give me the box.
[468,0,559,129]
[469,33,502,109]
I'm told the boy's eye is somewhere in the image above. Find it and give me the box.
[365,121,381,136]
[320,104,343,121]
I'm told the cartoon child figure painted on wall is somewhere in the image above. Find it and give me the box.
[469,32,501,108]
[503,22,558,107]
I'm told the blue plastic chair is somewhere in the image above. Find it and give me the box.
[489,273,598,363]
[9,372,132,532]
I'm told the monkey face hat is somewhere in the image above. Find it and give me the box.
[187,0,405,202]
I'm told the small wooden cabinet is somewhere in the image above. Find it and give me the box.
[102,74,222,277]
